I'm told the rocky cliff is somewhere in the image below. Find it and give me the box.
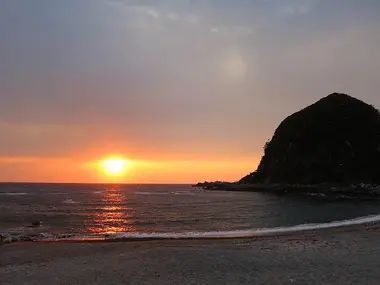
[240,93,380,185]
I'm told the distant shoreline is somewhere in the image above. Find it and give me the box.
[193,181,380,200]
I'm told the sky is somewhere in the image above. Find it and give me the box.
[0,0,380,183]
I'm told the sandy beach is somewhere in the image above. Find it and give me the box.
[1,224,380,285]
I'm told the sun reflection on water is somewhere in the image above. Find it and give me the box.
[88,184,136,234]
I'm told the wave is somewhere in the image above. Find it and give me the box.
[0,192,28,196]
[135,191,196,196]
[135,191,170,195]
[0,192,78,196]
[173,191,196,196]
[62,199,79,204]
[2,214,380,244]
[115,214,380,239]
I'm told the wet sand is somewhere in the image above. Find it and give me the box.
[1,224,380,285]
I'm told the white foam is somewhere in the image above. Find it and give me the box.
[115,214,380,240]
[135,192,169,196]
[0,192,28,196]
[25,214,380,243]
[62,199,79,204]
[173,191,196,196]
[135,191,196,196]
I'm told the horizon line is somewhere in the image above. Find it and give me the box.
[0,181,199,185]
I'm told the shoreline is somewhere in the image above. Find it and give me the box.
[2,218,380,245]
[2,222,380,284]
[194,182,380,200]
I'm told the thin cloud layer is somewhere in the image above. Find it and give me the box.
[0,0,379,181]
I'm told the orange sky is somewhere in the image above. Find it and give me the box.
[0,155,260,184]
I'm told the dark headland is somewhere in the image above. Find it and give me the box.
[196,93,380,199]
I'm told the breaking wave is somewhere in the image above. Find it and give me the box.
[2,213,379,244]
[0,192,28,196]
[62,199,79,204]
[113,214,380,240]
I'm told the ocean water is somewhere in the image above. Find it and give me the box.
[1,183,380,241]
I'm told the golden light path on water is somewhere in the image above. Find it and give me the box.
[87,185,136,234]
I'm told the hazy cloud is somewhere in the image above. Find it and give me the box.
[0,0,379,162]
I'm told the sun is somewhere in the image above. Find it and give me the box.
[101,158,129,176]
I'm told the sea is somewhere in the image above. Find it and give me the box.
[1,183,380,242]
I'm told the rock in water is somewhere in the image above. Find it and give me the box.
[241,93,380,185]
[31,221,42,227]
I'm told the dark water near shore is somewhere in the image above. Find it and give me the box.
[1,183,380,240]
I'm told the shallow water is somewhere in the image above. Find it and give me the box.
[1,183,380,241]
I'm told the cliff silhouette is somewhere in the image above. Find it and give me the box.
[240,93,380,185]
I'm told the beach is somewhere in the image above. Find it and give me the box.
[2,224,380,285]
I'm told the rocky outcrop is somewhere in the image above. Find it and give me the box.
[193,181,232,190]
[240,93,380,185]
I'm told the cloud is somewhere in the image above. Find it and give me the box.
[126,5,160,20]
[209,25,254,37]
[280,5,311,16]
[278,0,313,17]
[220,52,248,81]
[1,0,380,166]
[103,1,161,20]
[184,14,199,25]
[210,26,219,33]
[167,13,179,21]
[145,7,160,19]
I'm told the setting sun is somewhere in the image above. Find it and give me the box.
[101,158,129,176]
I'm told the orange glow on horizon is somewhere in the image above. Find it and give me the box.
[100,157,130,176]
[0,155,260,184]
